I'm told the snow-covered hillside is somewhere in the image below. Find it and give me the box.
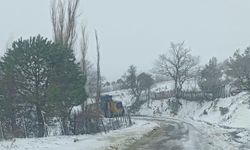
[134,91,250,148]
[139,92,250,129]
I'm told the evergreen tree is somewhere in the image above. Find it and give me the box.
[226,48,250,93]
[137,73,154,106]
[198,57,225,100]
[0,57,20,138]
[0,36,51,137]
[46,44,87,135]
[0,35,87,137]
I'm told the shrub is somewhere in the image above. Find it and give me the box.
[219,107,229,115]
[203,110,208,115]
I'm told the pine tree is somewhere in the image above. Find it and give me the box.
[46,44,87,135]
[226,48,250,93]
[198,57,225,100]
[0,35,87,137]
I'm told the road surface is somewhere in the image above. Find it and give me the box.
[123,117,240,150]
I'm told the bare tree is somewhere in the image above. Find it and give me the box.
[86,60,97,98]
[126,65,140,102]
[84,61,105,98]
[80,25,88,75]
[50,0,79,50]
[95,30,101,104]
[154,42,199,99]
[124,66,154,110]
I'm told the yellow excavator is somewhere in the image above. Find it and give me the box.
[100,95,125,117]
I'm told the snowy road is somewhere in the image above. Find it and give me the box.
[124,117,242,150]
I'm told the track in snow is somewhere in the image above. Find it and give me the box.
[124,117,233,150]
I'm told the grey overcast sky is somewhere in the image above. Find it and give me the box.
[1,0,250,81]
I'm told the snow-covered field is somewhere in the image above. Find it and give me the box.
[0,120,159,150]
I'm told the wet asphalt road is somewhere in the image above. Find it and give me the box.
[124,118,219,150]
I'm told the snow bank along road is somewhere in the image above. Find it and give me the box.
[124,116,248,150]
[0,120,159,150]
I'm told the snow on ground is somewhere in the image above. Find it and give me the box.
[138,92,250,129]
[101,82,250,130]
[184,117,250,149]
[103,79,199,107]
[134,116,243,149]
[137,92,250,149]
[0,120,159,150]
[192,92,250,128]
[74,81,250,149]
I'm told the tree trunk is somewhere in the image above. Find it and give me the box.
[62,116,69,135]
[10,109,17,137]
[95,30,101,105]
[0,121,4,139]
[174,79,178,99]
[147,89,150,107]
[136,95,140,102]
[72,113,77,135]
[36,106,45,137]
